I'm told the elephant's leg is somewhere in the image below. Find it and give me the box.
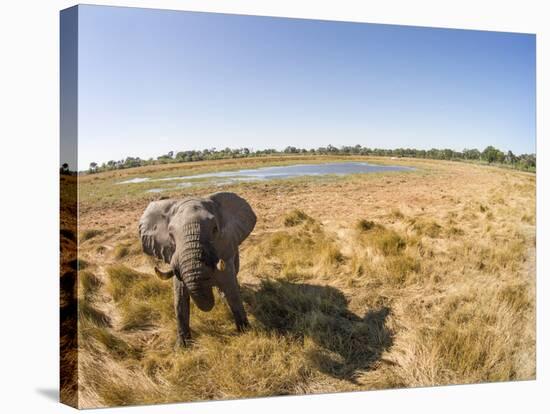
[234,251,240,275]
[219,269,249,332]
[173,277,191,347]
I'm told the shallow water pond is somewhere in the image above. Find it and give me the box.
[119,161,413,191]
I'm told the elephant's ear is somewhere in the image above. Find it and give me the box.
[209,192,256,258]
[138,199,177,263]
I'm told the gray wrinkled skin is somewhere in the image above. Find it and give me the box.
[139,192,256,347]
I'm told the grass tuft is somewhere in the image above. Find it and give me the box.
[284,209,314,227]
[521,214,535,225]
[248,217,343,279]
[81,229,103,242]
[79,302,111,327]
[367,226,406,256]
[79,270,102,298]
[113,245,130,260]
[408,217,442,238]
[106,265,147,301]
[106,264,174,331]
[497,283,531,313]
[356,219,376,231]
[389,208,405,220]
[113,241,142,260]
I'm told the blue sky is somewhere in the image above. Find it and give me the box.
[75,5,536,168]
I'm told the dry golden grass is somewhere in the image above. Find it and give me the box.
[284,209,315,227]
[247,217,343,281]
[112,241,142,260]
[71,157,535,408]
[80,229,103,242]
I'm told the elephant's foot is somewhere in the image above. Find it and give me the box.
[174,333,192,349]
[236,318,250,333]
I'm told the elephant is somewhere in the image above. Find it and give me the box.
[138,191,256,347]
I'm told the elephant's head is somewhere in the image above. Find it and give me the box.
[139,192,256,311]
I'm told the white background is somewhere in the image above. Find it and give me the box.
[0,0,547,412]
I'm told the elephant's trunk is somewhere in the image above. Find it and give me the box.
[173,222,215,312]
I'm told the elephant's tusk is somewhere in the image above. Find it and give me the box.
[216,259,226,272]
[154,266,174,280]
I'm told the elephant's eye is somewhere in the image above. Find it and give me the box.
[212,225,219,235]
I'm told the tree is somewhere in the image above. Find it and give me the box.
[157,153,173,162]
[427,148,441,159]
[82,144,534,174]
[442,149,454,160]
[463,148,481,160]
[481,146,504,164]
[123,157,142,168]
[505,150,517,164]
[518,153,536,170]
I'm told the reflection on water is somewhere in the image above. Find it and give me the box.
[119,177,150,184]
[118,162,413,190]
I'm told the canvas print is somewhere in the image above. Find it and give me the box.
[60,4,536,409]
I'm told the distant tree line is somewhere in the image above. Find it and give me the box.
[86,145,536,174]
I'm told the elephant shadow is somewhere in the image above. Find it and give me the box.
[241,280,393,382]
